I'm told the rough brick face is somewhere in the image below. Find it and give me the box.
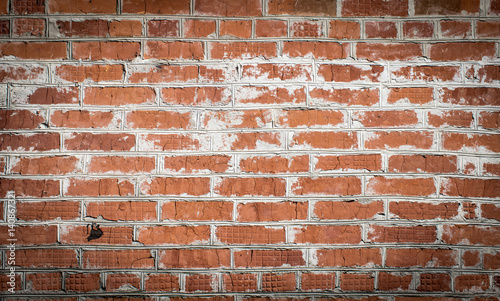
[2,1,499,299]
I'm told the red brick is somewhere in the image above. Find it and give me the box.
[159,249,230,268]
[316,248,381,267]
[163,155,231,174]
[122,0,189,14]
[484,252,500,269]
[389,201,459,220]
[292,225,361,244]
[427,110,474,128]
[378,272,412,291]
[315,154,381,172]
[255,20,287,37]
[144,273,179,292]
[201,109,271,129]
[284,41,347,59]
[0,225,57,245]
[223,132,284,151]
[55,20,109,37]
[0,178,59,198]
[184,19,216,37]
[88,156,154,174]
[403,21,434,38]
[483,161,500,176]
[215,177,286,196]
[417,273,451,291]
[442,132,500,153]
[11,156,80,175]
[442,225,500,245]
[388,154,457,173]
[84,87,155,106]
[268,0,336,16]
[237,201,307,222]
[127,110,192,129]
[17,201,79,221]
[396,298,459,301]
[367,176,436,196]
[239,155,308,174]
[262,273,296,292]
[430,42,495,61]
[242,63,312,81]
[51,110,120,129]
[0,19,7,35]
[313,200,383,220]
[195,0,261,16]
[387,248,457,267]
[441,178,499,198]
[416,0,479,14]
[301,273,336,291]
[365,131,434,150]
[19,86,77,105]
[216,226,285,244]
[341,273,375,291]
[49,0,116,13]
[310,87,379,106]
[318,64,385,82]
[291,177,362,196]
[137,225,210,245]
[55,65,123,82]
[13,18,45,37]
[106,273,141,292]
[60,225,133,245]
[86,201,157,221]
[0,133,60,152]
[357,43,422,61]
[277,109,343,128]
[234,249,305,267]
[368,225,437,243]
[466,65,500,83]
[387,87,433,105]
[0,0,6,14]
[440,20,471,38]
[481,111,500,130]
[130,65,197,83]
[236,86,306,105]
[13,0,45,14]
[291,131,357,149]
[0,158,4,174]
[463,250,481,267]
[211,42,276,59]
[220,20,252,38]
[16,249,78,268]
[455,274,489,292]
[0,109,45,129]
[342,0,407,16]
[65,178,134,197]
[141,177,210,196]
[353,110,418,127]
[223,273,257,292]
[26,272,62,292]
[109,20,142,37]
[64,133,135,151]
[442,87,500,106]
[185,274,217,292]
[0,42,67,59]
[163,200,233,221]
[291,20,322,37]
[0,65,46,83]
[147,20,178,37]
[65,273,100,292]
[162,87,231,106]
[329,20,360,39]
[482,203,500,221]
[365,21,397,38]
[83,250,154,269]
[139,133,209,151]
[73,42,140,60]
[392,66,460,82]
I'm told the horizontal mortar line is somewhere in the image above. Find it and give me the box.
[2,174,500,179]
[6,220,500,226]
[1,36,500,43]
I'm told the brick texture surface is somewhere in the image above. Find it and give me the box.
[0,0,499,299]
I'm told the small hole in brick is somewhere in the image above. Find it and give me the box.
[87,223,103,241]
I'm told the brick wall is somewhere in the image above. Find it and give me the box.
[0,0,499,299]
